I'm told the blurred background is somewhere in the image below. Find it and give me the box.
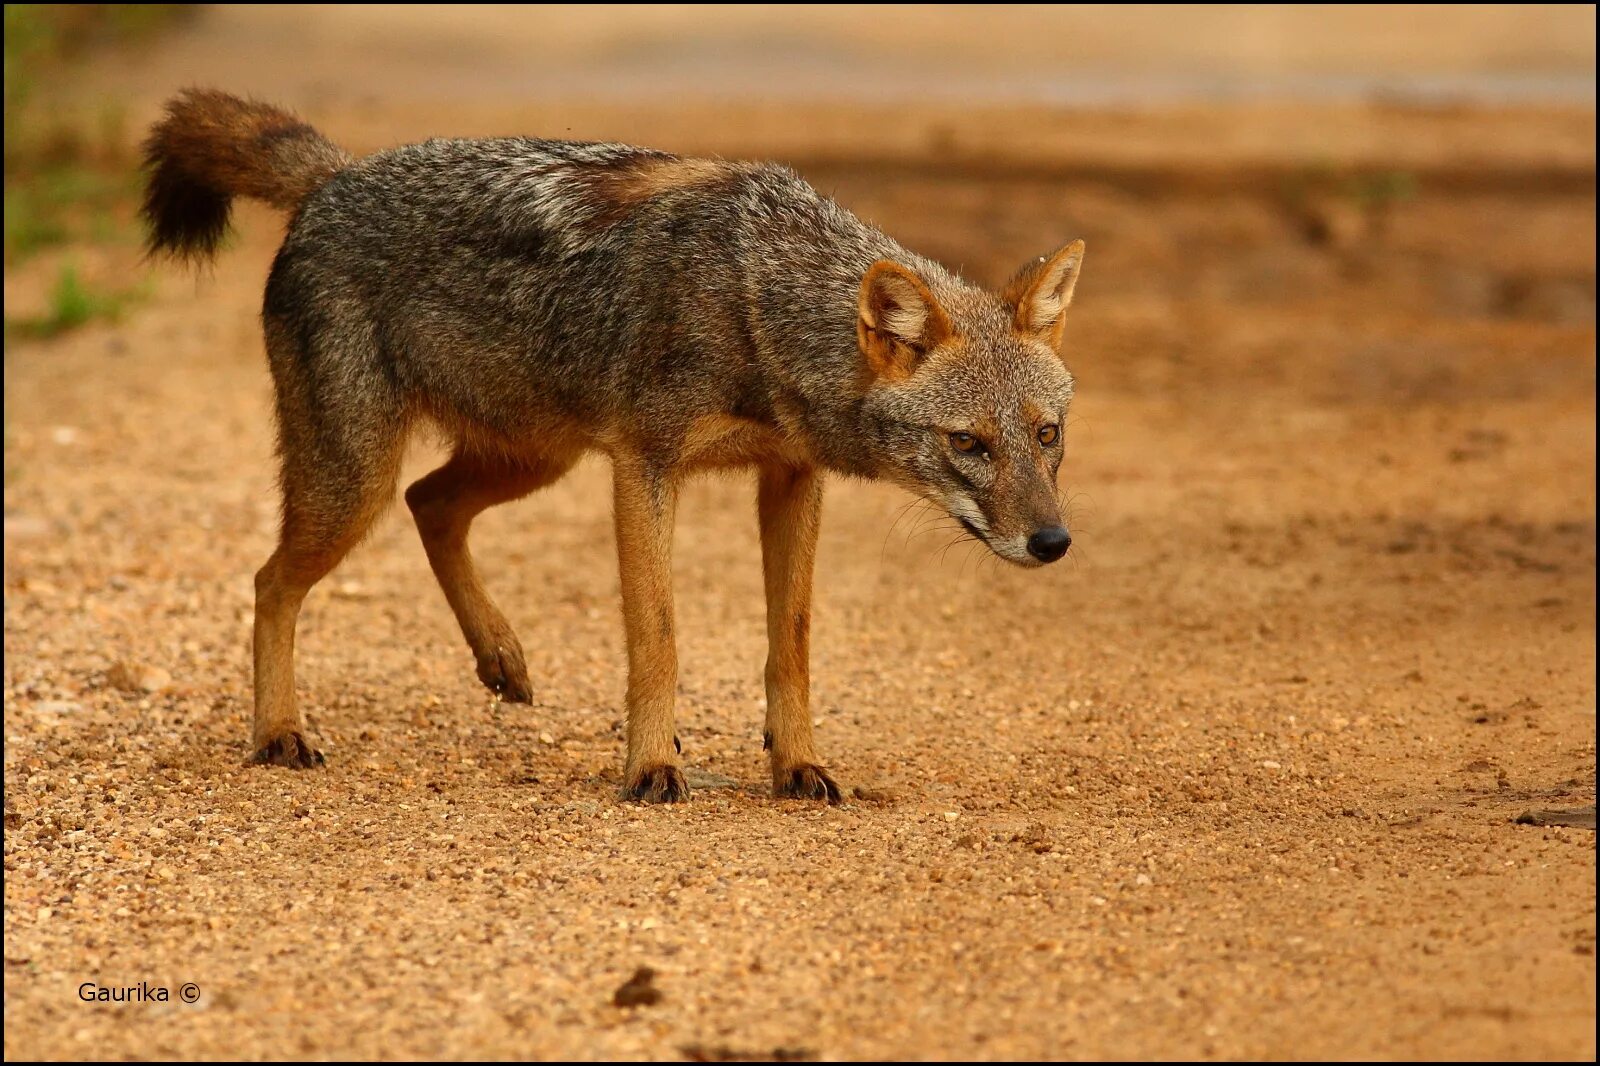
[4,6,1595,1062]
[5,4,1596,339]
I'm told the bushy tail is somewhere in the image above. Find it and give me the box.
[141,89,352,263]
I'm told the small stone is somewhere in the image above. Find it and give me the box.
[107,661,171,694]
[612,966,661,1008]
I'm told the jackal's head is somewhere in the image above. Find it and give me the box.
[858,241,1084,566]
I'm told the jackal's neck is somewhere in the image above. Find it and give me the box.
[749,251,935,481]
[734,175,958,479]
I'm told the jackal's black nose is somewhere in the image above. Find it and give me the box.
[1027,526,1072,563]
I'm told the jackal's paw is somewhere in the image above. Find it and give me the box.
[476,643,532,703]
[623,764,691,804]
[774,763,842,805]
[248,732,325,769]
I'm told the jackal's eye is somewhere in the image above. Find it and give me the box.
[1038,424,1060,446]
[950,432,981,455]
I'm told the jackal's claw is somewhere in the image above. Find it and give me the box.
[775,764,842,805]
[476,644,532,703]
[248,732,325,769]
[624,765,691,804]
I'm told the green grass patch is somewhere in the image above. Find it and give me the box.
[5,5,192,265]
[5,160,143,261]
[6,262,149,339]
[6,4,191,115]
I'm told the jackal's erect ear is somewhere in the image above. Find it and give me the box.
[1003,239,1085,353]
[858,261,953,380]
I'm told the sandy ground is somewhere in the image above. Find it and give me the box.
[5,6,1597,1061]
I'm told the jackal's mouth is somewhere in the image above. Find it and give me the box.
[953,516,1048,568]
[935,499,1034,566]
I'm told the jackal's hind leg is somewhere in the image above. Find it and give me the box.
[252,309,416,768]
[252,437,405,769]
[406,448,577,702]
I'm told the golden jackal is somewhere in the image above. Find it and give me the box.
[142,90,1085,804]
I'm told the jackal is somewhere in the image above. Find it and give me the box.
[142,90,1084,804]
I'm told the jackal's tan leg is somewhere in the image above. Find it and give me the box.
[253,543,333,768]
[250,314,411,768]
[406,449,576,702]
[252,495,392,768]
[612,459,687,803]
[759,463,840,803]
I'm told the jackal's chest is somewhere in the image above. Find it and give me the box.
[678,414,810,470]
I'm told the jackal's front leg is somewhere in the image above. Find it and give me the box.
[613,459,688,803]
[759,464,841,803]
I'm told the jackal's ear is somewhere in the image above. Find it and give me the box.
[1003,239,1085,353]
[858,261,953,380]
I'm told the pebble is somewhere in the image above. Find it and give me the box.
[106,661,172,694]
[612,967,662,1008]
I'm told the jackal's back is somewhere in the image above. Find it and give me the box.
[265,135,910,441]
